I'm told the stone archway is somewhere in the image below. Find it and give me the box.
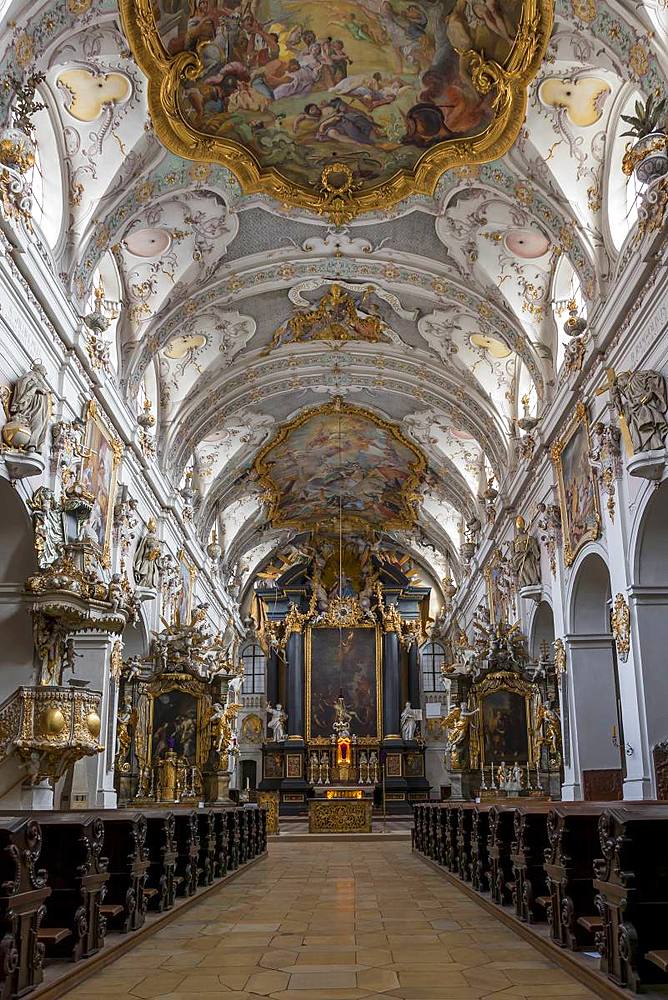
[631,480,668,798]
[0,479,37,699]
[567,552,624,800]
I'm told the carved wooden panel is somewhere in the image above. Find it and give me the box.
[582,768,623,801]
[653,741,668,799]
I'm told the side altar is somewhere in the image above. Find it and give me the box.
[255,538,431,814]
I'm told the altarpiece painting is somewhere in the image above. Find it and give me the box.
[79,400,122,566]
[552,402,601,566]
[307,626,381,740]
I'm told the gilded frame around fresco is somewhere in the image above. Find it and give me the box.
[472,670,538,768]
[305,623,382,744]
[119,0,553,220]
[551,401,601,567]
[253,398,426,532]
[80,400,123,567]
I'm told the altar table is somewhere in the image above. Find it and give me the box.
[308,798,373,833]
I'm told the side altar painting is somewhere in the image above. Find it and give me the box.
[121,0,552,215]
[552,402,601,566]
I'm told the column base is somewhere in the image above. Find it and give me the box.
[623,775,654,800]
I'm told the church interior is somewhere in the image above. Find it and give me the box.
[0,0,667,996]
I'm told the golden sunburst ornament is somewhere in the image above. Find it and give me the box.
[121,0,553,220]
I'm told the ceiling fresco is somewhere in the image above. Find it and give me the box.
[253,399,427,531]
[120,0,553,216]
[1,0,665,591]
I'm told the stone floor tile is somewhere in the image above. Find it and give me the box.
[287,970,357,989]
[356,968,400,991]
[245,969,291,994]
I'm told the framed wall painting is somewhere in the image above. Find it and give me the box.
[551,402,601,566]
[79,400,123,566]
[306,625,382,742]
[176,547,197,625]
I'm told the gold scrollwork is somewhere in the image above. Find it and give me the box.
[308,799,372,833]
[611,593,631,662]
[118,0,552,220]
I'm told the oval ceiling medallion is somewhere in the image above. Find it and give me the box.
[504,228,550,259]
[119,0,553,220]
[164,334,207,359]
[470,333,511,359]
[57,68,131,121]
[124,228,172,258]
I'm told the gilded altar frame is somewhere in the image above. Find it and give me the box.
[119,0,552,221]
[79,400,123,567]
[146,673,211,771]
[472,671,538,769]
[305,622,382,745]
[551,402,601,567]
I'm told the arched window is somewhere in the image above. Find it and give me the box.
[242,643,265,694]
[421,642,446,692]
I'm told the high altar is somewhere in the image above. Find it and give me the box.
[255,539,430,814]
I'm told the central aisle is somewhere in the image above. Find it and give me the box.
[65,842,596,1000]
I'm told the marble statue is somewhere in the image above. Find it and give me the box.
[2,362,51,451]
[610,369,668,453]
[28,486,65,568]
[133,518,162,588]
[400,701,422,741]
[510,763,523,792]
[512,516,542,589]
[226,664,244,708]
[267,703,287,742]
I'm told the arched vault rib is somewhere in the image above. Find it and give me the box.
[126,257,546,403]
[166,357,509,488]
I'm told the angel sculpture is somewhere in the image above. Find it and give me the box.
[442,701,479,769]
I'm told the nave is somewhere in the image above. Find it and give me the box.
[63,843,596,1000]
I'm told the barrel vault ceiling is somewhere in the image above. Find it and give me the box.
[2,0,665,596]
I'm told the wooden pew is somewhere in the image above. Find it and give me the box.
[488,805,515,906]
[257,804,267,855]
[173,811,200,897]
[511,805,551,923]
[544,804,605,950]
[0,816,51,1000]
[37,813,108,961]
[593,804,668,992]
[212,808,230,878]
[197,810,216,887]
[456,804,475,882]
[144,811,177,912]
[96,812,150,933]
[471,804,492,893]
[227,810,240,872]
[443,805,459,873]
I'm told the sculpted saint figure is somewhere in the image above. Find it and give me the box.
[267,703,287,742]
[610,369,668,453]
[513,515,542,589]
[443,701,478,768]
[133,518,162,588]
[2,362,51,451]
[534,699,561,758]
[400,701,421,741]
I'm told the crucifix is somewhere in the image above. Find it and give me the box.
[594,367,634,456]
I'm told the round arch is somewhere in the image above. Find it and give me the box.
[0,478,38,696]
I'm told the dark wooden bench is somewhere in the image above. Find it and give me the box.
[173,811,199,897]
[36,813,108,961]
[0,816,51,999]
[96,812,150,933]
[443,804,459,873]
[511,805,551,923]
[488,805,515,906]
[144,811,177,912]
[544,804,606,950]
[456,804,475,882]
[593,804,668,992]
[471,804,492,893]
[197,810,216,887]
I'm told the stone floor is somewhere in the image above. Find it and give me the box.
[64,842,598,1000]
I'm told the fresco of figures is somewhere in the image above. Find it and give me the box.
[156,0,522,187]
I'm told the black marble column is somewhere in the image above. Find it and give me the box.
[408,641,420,708]
[383,629,401,740]
[266,648,279,707]
[286,630,305,740]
